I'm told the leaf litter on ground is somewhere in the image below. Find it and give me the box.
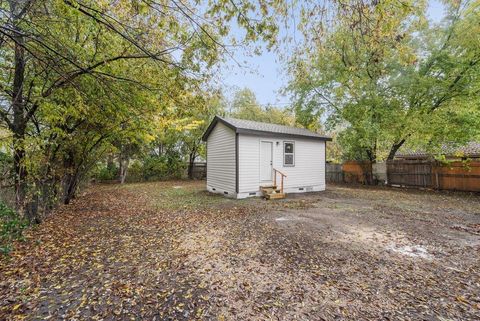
[1,181,479,320]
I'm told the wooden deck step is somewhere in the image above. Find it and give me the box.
[260,185,277,189]
[265,192,285,200]
[260,185,285,200]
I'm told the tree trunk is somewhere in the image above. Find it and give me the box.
[118,152,123,182]
[187,150,197,179]
[118,146,129,184]
[62,151,79,205]
[158,142,164,156]
[387,139,406,160]
[11,25,27,216]
[366,148,376,163]
[107,153,115,171]
[120,158,129,184]
[62,172,79,205]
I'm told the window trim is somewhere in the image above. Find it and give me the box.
[283,141,295,167]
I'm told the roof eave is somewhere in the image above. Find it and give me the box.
[235,128,332,141]
[202,116,333,142]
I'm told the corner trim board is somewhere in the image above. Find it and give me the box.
[235,133,239,194]
[324,141,327,185]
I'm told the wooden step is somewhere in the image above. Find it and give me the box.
[260,185,277,190]
[265,192,285,200]
[260,186,285,200]
[261,189,281,195]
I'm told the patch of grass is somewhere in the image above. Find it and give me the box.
[121,181,248,211]
[121,180,324,213]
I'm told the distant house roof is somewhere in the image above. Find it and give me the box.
[395,142,480,159]
[202,116,332,141]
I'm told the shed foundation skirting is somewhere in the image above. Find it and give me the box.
[208,184,326,199]
[206,185,237,198]
[235,184,326,199]
[284,184,326,194]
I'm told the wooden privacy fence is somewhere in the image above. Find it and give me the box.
[435,161,480,191]
[189,162,207,179]
[343,161,373,185]
[387,160,480,192]
[326,161,375,184]
[387,161,433,188]
[326,163,343,183]
[327,160,480,192]
[326,161,374,184]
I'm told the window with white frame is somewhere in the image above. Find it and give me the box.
[283,141,295,166]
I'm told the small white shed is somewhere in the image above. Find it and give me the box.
[202,116,331,199]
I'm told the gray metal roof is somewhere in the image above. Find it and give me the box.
[202,116,332,141]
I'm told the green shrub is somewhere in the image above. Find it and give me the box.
[92,153,187,183]
[125,160,143,182]
[142,154,186,181]
[95,164,119,181]
[0,202,28,256]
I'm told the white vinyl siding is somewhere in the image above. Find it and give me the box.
[238,135,260,192]
[238,134,325,196]
[206,122,236,195]
[274,139,325,191]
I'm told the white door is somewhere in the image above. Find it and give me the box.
[260,141,273,182]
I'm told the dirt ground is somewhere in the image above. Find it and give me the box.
[1,181,479,320]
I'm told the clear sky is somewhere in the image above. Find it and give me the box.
[218,0,446,107]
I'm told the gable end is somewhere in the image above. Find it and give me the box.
[202,116,236,141]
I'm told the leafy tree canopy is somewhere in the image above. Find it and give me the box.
[229,88,295,126]
[0,0,284,221]
[288,0,480,161]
